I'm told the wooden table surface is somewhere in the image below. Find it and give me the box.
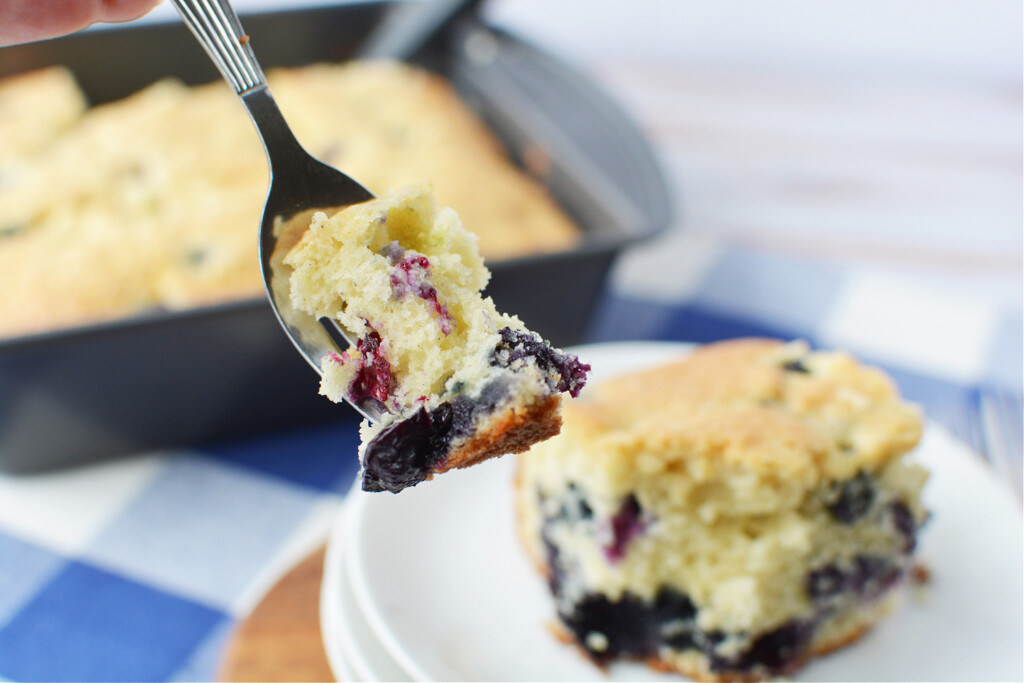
[218,546,335,683]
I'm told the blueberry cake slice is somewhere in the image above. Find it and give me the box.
[515,338,928,681]
[285,183,589,493]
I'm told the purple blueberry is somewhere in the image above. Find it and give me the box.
[388,253,454,334]
[826,471,876,523]
[360,377,512,493]
[806,554,902,604]
[551,581,813,677]
[604,494,645,563]
[492,327,590,397]
[849,555,901,599]
[887,500,919,552]
[346,328,393,406]
[712,620,813,675]
[379,240,405,263]
[360,404,451,493]
[806,564,847,599]
[557,587,698,664]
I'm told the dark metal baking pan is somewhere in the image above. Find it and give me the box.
[0,2,673,473]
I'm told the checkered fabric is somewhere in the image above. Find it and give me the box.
[0,421,362,681]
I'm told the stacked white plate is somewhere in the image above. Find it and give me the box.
[320,342,1023,682]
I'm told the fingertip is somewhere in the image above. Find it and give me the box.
[100,0,162,23]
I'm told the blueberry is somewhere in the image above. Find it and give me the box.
[604,494,645,562]
[662,629,696,651]
[782,358,811,374]
[806,564,846,599]
[559,588,815,676]
[849,555,900,599]
[551,579,817,677]
[652,587,699,654]
[447,376,511,436]
[826,471,876,523]
[806,555,901,604]
[565,593,653,662]
[652,586,697,623]
[560,483,593,521]
[360,377,512,493]
[694,628,728,655]
[557,587,698,664]
[492,328,590,398]
[539,515,567,595]
[379,240,406,264]
[348,328,393,406]
[712,620,813,675]
[360,404,451,493]
[388,254,454,333]
[887,500,918,553]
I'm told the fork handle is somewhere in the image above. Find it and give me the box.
[171,0,307,174]
[171,0,265,95]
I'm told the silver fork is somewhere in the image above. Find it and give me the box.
[171,0,382,421]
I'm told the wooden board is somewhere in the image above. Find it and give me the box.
[217,545,335,682]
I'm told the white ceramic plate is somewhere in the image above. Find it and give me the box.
[338,341,1024,681]
[321,491,413,682]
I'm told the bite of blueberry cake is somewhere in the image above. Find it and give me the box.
[515,338,928,681]
[285,183,589,493]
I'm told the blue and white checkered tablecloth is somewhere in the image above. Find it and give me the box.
[0,1,1020,681]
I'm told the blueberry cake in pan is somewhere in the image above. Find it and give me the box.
[286,183,589,493]
[515,338,928,681]
[0,62,580,338]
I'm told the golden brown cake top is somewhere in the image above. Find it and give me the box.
[0,66,86,166]
[0,61,580,338]
[268,62,581,261]
[562,338,923,483]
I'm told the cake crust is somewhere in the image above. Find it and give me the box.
[438,394,562,474]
